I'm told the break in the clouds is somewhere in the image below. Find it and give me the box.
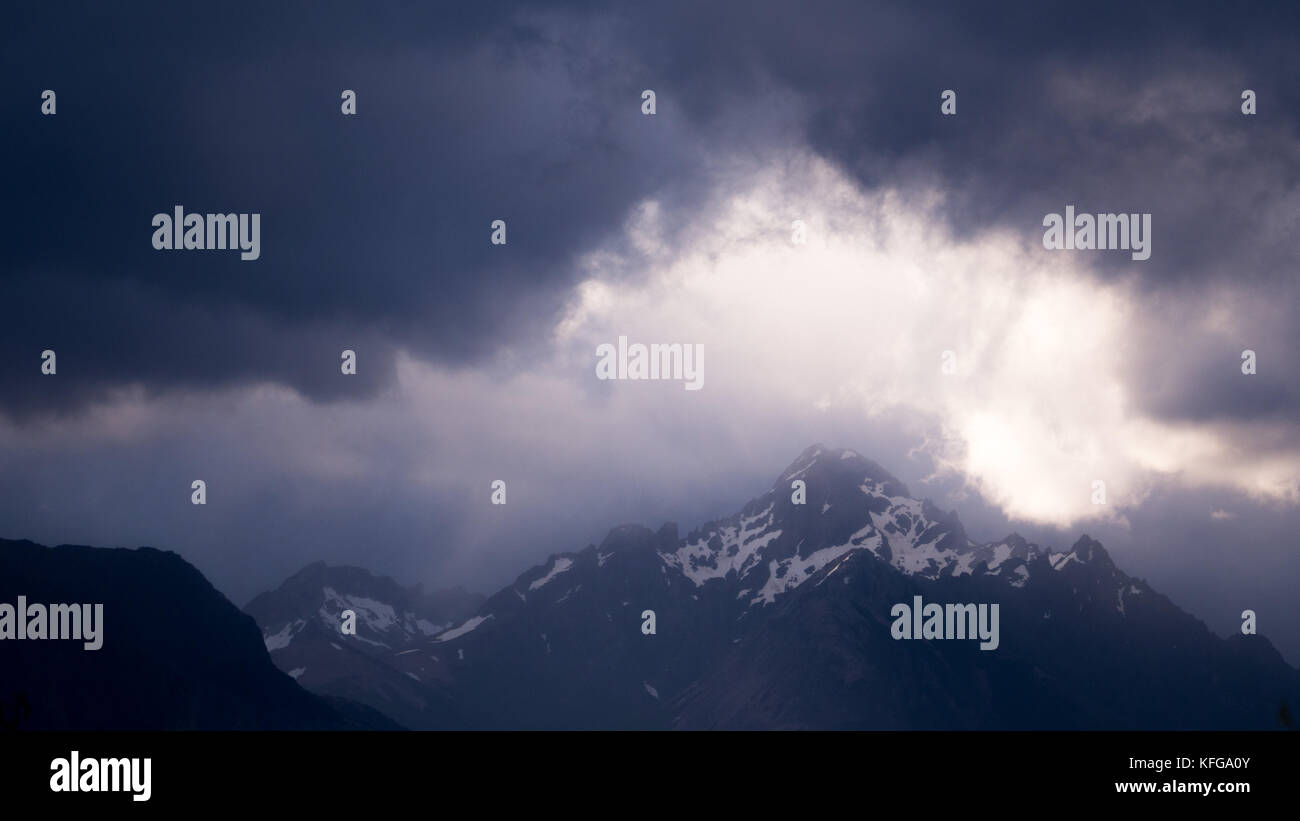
[558,152,1300,525]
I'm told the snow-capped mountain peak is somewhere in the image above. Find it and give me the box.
[662,445,997,604]
[245,562,482,655]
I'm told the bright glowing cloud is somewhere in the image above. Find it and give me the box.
[556,152,1300,526]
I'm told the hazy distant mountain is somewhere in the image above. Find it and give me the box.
[0,538,385,730]
[255,445,1297,730]
[244,562,482,728]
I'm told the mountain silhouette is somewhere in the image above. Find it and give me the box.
[0,538,391,730]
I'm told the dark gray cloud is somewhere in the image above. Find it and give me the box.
[2,1,702,416]
[5,1,1299,427]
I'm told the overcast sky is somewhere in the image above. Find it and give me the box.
[2,1,1297,663]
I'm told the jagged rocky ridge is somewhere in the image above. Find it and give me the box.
[250,445,1300,730]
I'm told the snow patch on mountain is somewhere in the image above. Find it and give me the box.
[1051,552,1081,571]
[530,557,574,590]
[665,503,780,585]
[988,543,1013,571]
[321,587,399,633]
[751,542,859,605]
[264,619,306,651]
[435,614,493,642]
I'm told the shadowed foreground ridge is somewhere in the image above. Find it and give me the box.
[0,538,391,730]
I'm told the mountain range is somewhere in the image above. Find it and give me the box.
[3,445,1293,730]
[243,445,1300,730]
